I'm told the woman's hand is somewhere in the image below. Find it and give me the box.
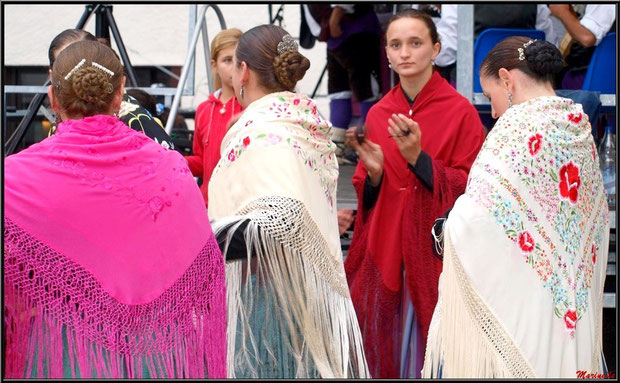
[337,209,355,235]
[387,113,422,166]
[345,127,384,186]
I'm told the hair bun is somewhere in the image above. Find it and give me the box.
[71,66,113,104]
[272,50,310,91]
[525,40,563,77]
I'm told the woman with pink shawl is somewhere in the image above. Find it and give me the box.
[3,40,227,378]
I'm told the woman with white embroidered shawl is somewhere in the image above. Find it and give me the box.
[422,37,610,378]
[208,24,369,378]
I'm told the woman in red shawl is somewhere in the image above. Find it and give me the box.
[344,9,485,378]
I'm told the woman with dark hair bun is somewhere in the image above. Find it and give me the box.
[423,37,610,378]
[208,24,369,378]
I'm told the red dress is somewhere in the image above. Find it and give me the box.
[186,90,243,206]
[344,71,486,378]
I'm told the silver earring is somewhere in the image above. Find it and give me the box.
[240,86,244,99]
[507,91,513,108]
[388,63,392,69]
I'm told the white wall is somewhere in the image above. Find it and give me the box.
[3,4,330,123]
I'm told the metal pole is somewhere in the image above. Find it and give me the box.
[390,4,398,88]
[165,5,209,135]
[76,4,96,29]
[456,4,474,102]
[312,64,327,98]
[104,6,139,87]
[202,19,213,94]
[4,83,49,157]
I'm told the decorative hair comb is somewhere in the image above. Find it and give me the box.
[277,34,298,55]
[92,61,115,77]
[518,39,537,61]
[64,59,86,80]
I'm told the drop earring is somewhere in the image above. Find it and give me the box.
[240,85,245,99]
[388,63,392,69]
[507,91,513,108]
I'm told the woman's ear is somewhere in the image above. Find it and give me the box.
[498,68,513,90]
[48,84,60,113]
[210,59,217,73]
[432,42,441,61]
[240,61,249,85]
[112,76,126,113]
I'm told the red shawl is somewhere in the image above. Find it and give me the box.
[344,71,485,378]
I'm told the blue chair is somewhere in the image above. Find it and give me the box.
[582,33,616,94]
[474,28,546,93]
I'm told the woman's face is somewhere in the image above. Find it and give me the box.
[480,74,509,119]
[212,44,237,89]
[385,17,440,79]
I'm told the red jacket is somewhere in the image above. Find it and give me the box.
[186,90,243,206]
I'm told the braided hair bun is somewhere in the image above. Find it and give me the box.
[524,40,564,78]
[273,50,310,91]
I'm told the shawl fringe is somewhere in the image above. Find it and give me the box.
[212,196,369,378]
[3,218,227,378]
[422,229,535,378]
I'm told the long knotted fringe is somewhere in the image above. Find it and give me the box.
[212,197,369,379]
[422,229,535,378]
[4,218,227,379]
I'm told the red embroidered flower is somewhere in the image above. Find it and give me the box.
[559,161,581,203]
[518,231,535,253]
[243,136,251,147]
[293,98,300,105]
[528,133,543,156]
[311,105,317,115]
[592,244,597,265]
[568,113,582,124]
[244,120,253,127]
[228,149,236,162]
[564,309,577,331]
[591,142,596,161]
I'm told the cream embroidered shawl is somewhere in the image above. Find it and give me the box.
[208,91,369,378]
[423,96,610,378]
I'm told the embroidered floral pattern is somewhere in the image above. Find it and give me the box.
[217,92,338,207]
[528,133,543,156]
[466,97,608,337]
[558,161,580,204]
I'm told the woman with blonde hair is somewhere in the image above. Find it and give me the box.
[185,28,244,207]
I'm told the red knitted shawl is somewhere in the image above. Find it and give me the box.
[344,72,485,378]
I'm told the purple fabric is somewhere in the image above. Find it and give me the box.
[327,11,381,50]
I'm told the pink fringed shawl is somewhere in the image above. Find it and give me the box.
[3,115,226,378]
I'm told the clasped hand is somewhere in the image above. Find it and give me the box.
[345,113,422,185]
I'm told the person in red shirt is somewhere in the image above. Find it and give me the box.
[186,28,244,206]
[343,9,486,378]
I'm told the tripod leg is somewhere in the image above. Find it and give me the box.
[103,6,139,87]
[76,4,96,29]
[312,63,328,99]
[4,88,49,157]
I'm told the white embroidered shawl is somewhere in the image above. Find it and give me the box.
[423,96,610,378]
[208,91,369,378]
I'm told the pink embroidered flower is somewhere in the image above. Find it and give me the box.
[245,120,253,127]
[564,309,577,331]
[243,136,251,148]
[267,133,282,145]
[311,105,317,115]
[518,231,535,253]
[568,113,582,124]
[559,162,580,203]
[228,149,236,162]
[293,98,300,106]
[528,133,543,156]
[592,244,597,265]
[591,142,596,161]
